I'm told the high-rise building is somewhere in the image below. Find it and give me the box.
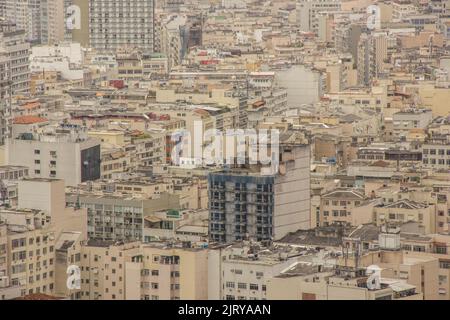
[65,191,180,241]
[0,0,5,18]
[208,132,311,243]
[161,15,187,70]
[76,240,208,300]
[6,122,101,186]
[357,32,389,86]
[0,53,10,145]
[41,0,66,44]
[297,0,341,35]
[0,208,56,297]
[3,0,43,43]
[88,0,155,52]
[0,21,31,96]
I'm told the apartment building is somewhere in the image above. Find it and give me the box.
[392,1,418,22]
[0,176,89,300]
[422,134,450,169]
[7,122,101,186]
[129,132,166,168]
[100,149,130,180]
[161,14,187,70]
[326,87,388,112]
[88,0,155,52]
[42,0,66,44]
[0,220,22,300]
[208,242,301,300]
[392,109,433,140]
[3,0,43,43]
[116,49,169,82]
[78,240,208,300]
[401,233,450,300]
[357,32,392,86]
[132,243,208,300]
[0,209,56,297]
[0,53,10,145]
[0,221,7,278]
[65,191,180,241]
[319,188,371,227]
[208,132,310,243]
[142,53,169,77]
[374,199,436,234]
[79,240,141,300]
[0,21,31,95]
[116,49,143,83]
[18,178,88,238]
[297,0,341,35]
[31,42,84,66]
[267,264,423,300]
[342,227,439,300]
[54,230,84,299]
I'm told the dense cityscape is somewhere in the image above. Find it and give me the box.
[0,0,450,303]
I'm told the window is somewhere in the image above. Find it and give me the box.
[226,282,235,288]
[12,251,26,260]
[34,150,40,155]
[11,238,26,249]
[151,283,158,289]
[413,246,425,252]
[238,283,247,289]
[151,270,159,276]
[436,246,447,254]
[249,284,258,291]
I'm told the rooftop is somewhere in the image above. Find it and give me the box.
[13,115,48,125]
[322,188,366,200]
